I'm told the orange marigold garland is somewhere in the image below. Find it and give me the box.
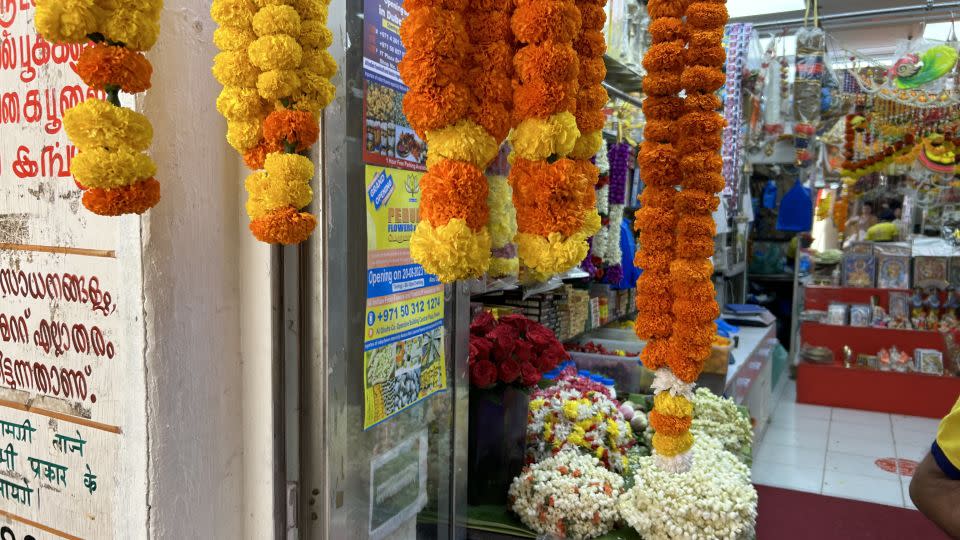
[402,0,493,281]
[634,0,682,392]
[649,0,728,473]
[509,0,602,281]
[38,0,163,216]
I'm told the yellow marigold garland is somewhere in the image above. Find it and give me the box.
[401,0,492,281]
[38,0,163,216]
[212,0,337,244]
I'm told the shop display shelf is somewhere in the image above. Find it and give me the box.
[799,321,947,361]
[804,285,912,311]
[797,362,960,418]
[602,54,643,95]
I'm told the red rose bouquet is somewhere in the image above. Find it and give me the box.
[469,312,567,389]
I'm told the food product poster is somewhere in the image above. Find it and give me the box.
[364,165,445,429]
[362,0,426,171]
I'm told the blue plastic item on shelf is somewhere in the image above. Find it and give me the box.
[716,319,740,335]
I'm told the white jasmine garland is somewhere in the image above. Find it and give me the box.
[654,451,693,473]
[618,435,758,540]
[509,450,624,540]
[690,387,754,463]
[605,204,624,264]
[596,184,610,216]
[595,138,610,176]
[650,369,695,398]
[591,226,609,260]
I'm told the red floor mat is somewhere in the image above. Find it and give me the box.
[755,485,951,539]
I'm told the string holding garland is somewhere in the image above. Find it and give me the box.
[211,0,337,245]
[36,0,163,216]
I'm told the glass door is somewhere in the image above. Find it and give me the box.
[297,0,469,536]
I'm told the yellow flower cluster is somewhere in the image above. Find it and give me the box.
[35,0,162,50]
[509,112,579,162]
[426,121,500,170]
[212,0,337,244]
[515,210,600,278]
[487,175,519,278]
[409,219,493,284]
[64,100,157,190]
[245,153,314,219]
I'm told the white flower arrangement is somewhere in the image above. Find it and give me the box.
[605,204,624,264]
[596,184,610,216]
[509,450,624,540]
[591,226,609,260]
[527,383,634,473]
[595,138,610,176]
[650,368,695,398]
[618,435,758,540]
[690,387,754,463]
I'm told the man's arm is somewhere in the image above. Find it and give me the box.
[910,451,960,539]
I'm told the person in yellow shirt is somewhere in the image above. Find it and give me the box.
[911,397,960,538]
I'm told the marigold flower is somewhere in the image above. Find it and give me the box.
[643,71,683,97]
[250,207,318,245]
[258,69,301,100]
[82,177,161,216]
[673,299,720,324]
[214,26,257,52]
[227,119,263,152]
[639,185,676,210]
[648,17,685,43]
[653,392,694,417]
[403,83,472,137]
[685,92,722,112]
[573,30,606,58]
[465,11,512,44]
[642,42,685,72]
[680,152,723,176]
[400,8,469,59]
[688,28,724,49]
[34,0,100,44]
[642,96,685,121]
[216,87,268,122]
[640,339,670,369]
[211,0,257,27]
[399,49,464,90]
[683,172,725,193]
[652,431,694,457]
[249,35,303,70]
[511,0,581,44]
[578,56,606,85]
[514,80,577,121]
[686,44,726,68]
[263,109,320,151]
[647,0,685,18]
[643,120,677,144]
[675,189,719,214]
[252,4,301,37]
[638,142,681,187]
[101,8,161,51]
[514,42,579,84]
[63,98,154,152]
[670,258,713,284]
[577,84,608,112]
[679,111,726,138]
[300,20,334,49]
[410,219,492,282]
[677,132,723,154]
[674,235,715,259]
[515,229,591,277]
[76,43,153,93]
[579,3,606,30]
[682,65,726,93]
[569,130,603,160]
[509,112,580,161]
[575,108,606,134]
[292,0,329,20]
[243,140,277,170]
[213,51,260,87]
[419,159,490,230]
[72,147,157,189]
[301,50,338,78]
[649,410,693,437]
[686,1,729,29]
[510,158,593,237]
[403,0,469,10]
[426,120,500,168]
[469,100,512,142]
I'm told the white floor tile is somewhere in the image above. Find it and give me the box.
[893,423,937,446]
[891,414,942,435]
[830,420,893,441]
[901,477,918,510]
[831,408,892,427]
[822,470,904,507]
[825,451,902,480]
[774,402,833,421]
[895,439,931,463]
[756,441,827,469]
[751,459,823,494]
[763,425,829,450]
[829,433,896,457]
[767,414,830,433]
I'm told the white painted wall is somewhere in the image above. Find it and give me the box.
[141,1,279,538]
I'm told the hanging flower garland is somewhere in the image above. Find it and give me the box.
[509,0,601,281]
[401,0,493,282]
[633,0,685,385]
[652,0,728,473]
[603,142,630,283]
[37,0,163,216]
[212,0,336,244]
[488,175,520,278]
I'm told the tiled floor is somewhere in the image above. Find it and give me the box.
[751,380,939,509]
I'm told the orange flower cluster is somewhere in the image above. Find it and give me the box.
[668,0,727,385]
[76,43,153,94]
[510,158,595,236]
[400,0,494,281]
[571,0,607,155]
[262,109,321,154]
[82,177,161,216]
[634,0,682,371]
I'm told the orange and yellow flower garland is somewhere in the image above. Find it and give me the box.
[37,0,163,216]
[212,0,336,244]
[402,0,493,282]
[636,0,729,473]
[509,0,600,280]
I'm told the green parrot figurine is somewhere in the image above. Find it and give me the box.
[892,44,959,89]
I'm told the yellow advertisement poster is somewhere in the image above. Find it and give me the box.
[364,165,446,429]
